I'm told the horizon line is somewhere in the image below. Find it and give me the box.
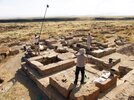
[0,15,134,20]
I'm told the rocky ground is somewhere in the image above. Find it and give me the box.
[0,19,134,100]
[0,53,49,100]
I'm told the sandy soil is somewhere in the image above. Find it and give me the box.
[0,19,134,100]
[0,53,49,100]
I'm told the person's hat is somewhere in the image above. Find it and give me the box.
[35,33,37,36]
[88,33,91,35]
[79,48,85,55]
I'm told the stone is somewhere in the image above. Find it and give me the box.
[120,69,134,83]
[28,55,44,62]
[9,48,19,55]
[28,59,76,76]
[0,46,10,56]
[91,49,104,58]
[30,61,44,68]
[109,44,116,48]
[0,54,6,62]
[27,50,58,62]
[104,48,116,55]
[56,47,68,53]
[114,39,124,46]
[45,38,59,49]
[38,78,68,100]
[76,43,88,50]
[8,41,21,47]
[87,56,105,70]
[40,59,75,76]
[104,58,121,68]
[85,63,101,75]
[74,34,87,37]
[71,44,79,51]
[87,55,120,70]
[103,82,134,100]
[117,44,134,56]
[81,37,87,42]
[50,74,74,98]
[48,43,58,49]
[0,80,14,93]
[39,44,47,51]
[40,56,61,66]
[95,75,117,92]
[70,83,100,100]
[67,38,79,47]
[91,48,116,58]
[47,51,58,58]
[22,64,67,100]
[0,46,10,61]
[61,40,68,46]
[58,52,75,60]
[118,66,133,78]
[96,42,108,48]
[45,38,57,45]
[64,36,73,40]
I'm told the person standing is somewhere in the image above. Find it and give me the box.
[87,33,92,51]
[33,33,40,55]
[74,48,86,85]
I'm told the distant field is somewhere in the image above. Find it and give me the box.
[0,18,134,46]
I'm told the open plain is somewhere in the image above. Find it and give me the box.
[0,17,134,100]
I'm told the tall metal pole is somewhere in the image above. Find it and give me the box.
[40,4,49,34]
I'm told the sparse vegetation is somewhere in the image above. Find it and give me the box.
[0,20,134,46]
[0,18,134,100]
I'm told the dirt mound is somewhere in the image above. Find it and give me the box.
[117,44,134,56]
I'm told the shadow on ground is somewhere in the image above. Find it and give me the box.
[9,67,49,100]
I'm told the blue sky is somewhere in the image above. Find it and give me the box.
[0,0,134,18]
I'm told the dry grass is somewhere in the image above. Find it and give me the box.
[0,82,30,100]
[0,20,134,45]
[0,19,134,100]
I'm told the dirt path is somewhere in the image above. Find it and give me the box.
[0,53,49,100]
[0,53,22,75]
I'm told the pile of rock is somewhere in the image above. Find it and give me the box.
[0,46,19,62]
[50,73,100,100]
[117,44,134,56]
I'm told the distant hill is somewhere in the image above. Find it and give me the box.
[93,17,134,20]
[0,17,134,23]
[0,17,79,23]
